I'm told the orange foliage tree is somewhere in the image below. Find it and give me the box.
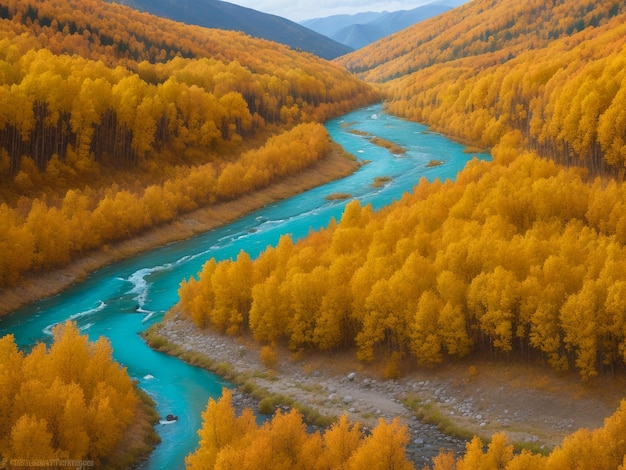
[186,389,413,470]
[0,322,146,465]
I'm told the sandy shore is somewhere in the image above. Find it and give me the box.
[150,309,625,465]
[0,149,359,316]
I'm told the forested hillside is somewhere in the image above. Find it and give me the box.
[180,145,626,381]
[0,0,378,288]
[107,0,353,60]
[337,0,626,176]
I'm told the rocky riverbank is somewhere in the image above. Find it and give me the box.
[148,310,625,467]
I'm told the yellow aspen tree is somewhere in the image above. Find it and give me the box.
[58,383,90,459]
[315,255,359,350]
[216,162,247,200]
[10,378,57,435]
[525,266,569,371]
[298,431,324,470]
[187,388,256,470]
[455,436,485,470]
[597,84,626,167]
[346,418,413,470]
[467,267,520,353]
[8,415,57,461]
[505,451,546,470]
[84,335,135,410]
[436,270,468,310]
[209,251,253,335]
[605,280,626,363]
[86,385,125,459]
[249,275,288,344]
[186,258,218,329]
[0,335,23,448]
[0,207,34,285]
[431,450,456,470]
[209,259,237,332]
[131,94,159,159]
[317,415,362,469]
[243,409,310,469]
[482,432,514,469]
[286,267,327,350]
[18,341,47,388]
[559,280,603,381]
[355,279,392,362]
[438,302,472,358]
[48,322,91,385]
[411,291,444,366]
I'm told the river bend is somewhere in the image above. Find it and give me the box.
[0,104,489,469]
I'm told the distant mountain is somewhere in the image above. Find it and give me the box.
[107,0,353,59]
[301,0,468,49]
[301,12,382,41]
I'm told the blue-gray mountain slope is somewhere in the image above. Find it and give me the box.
[107,0,353,59]
[302,0,469,49]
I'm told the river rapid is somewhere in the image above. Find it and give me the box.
[0,104,489,469]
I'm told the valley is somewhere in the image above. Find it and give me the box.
[0,104,489,469]
[2,0,626,468]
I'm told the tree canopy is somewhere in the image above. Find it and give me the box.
[338,0,626,177]
[180,144,626,381]
[0,322,149,466]
[0,0,378,288]
[186,389,413,470]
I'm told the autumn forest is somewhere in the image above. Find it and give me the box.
[2,0,626,468]
[0,0,377,286]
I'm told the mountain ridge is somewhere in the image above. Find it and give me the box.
[301,0,468,49]
[106,0,353,59]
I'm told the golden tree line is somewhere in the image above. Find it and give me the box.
[0,123,333,286]
[0,322,149,466]
[179,137,626,381]
[0,28,376,186]
[337,0,626,176]
[1,0,353,72]
[431,400,626,470]
[187,389,626,470]
[186,389,414,470]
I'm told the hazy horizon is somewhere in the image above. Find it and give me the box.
[223,0,444,22]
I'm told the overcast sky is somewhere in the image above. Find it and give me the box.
[224,0,439,22]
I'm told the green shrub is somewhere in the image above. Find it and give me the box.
[258,397,275,414]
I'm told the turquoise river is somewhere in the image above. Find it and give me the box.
[0,104,490,469]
